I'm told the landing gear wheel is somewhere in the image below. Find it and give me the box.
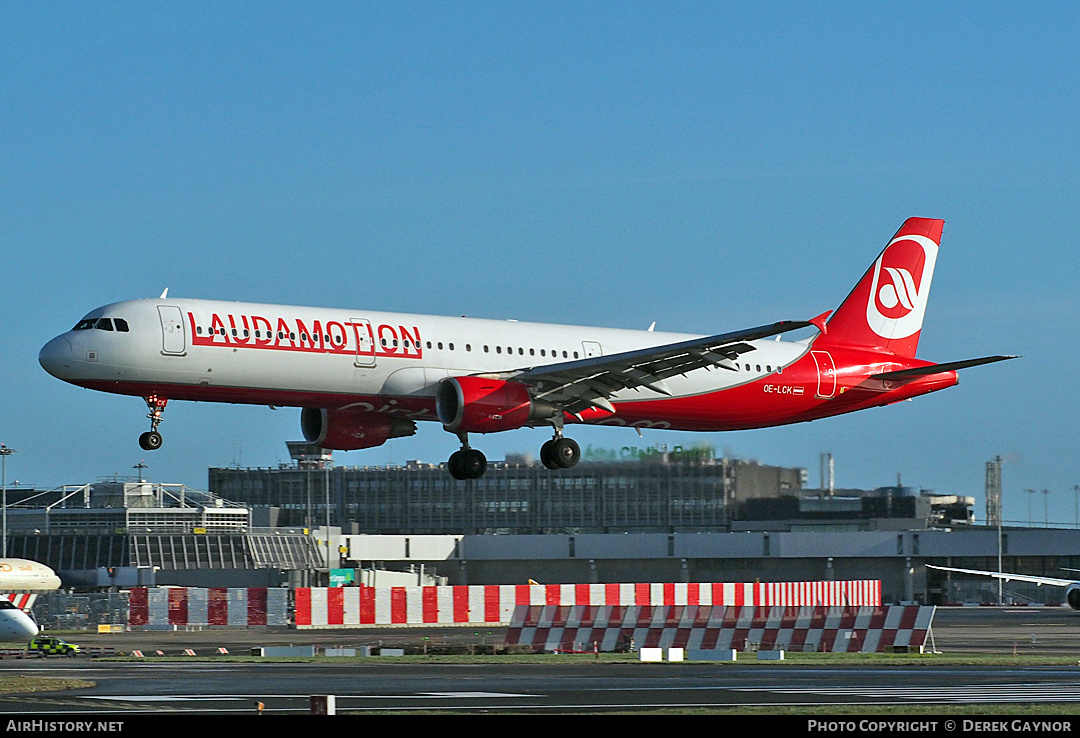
[447,448,488,479]
[552,437,580,469]
[462,448,487,479]
[139,431,163,451]
[540,440,560,470]
[447,450,467,480]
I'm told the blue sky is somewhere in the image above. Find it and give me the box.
[2,3,1077,526]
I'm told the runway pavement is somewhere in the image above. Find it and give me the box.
[2,607,1080,716]
[48,605,1080,657]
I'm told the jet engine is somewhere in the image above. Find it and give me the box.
[1067,583,1080,611]
[436,376,557,434]
[301,407,417,450]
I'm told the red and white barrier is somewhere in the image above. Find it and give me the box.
[505,604,935,653]
[1,593,37,613]
[293,580,881,628]
[128,587,288,627]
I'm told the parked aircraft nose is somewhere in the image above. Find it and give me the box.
[38,336,73,379]
[0,607,39,642]
[13,613,39,640]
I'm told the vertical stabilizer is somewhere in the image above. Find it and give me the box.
[822,217,943,358]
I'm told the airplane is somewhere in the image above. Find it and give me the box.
[0,559,61,641]
[927,565,1080,610]
[39,217,1014,480]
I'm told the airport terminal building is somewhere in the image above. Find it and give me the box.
[6,447,1079,606]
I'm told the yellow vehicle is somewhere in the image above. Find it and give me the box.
[28,636,80,656]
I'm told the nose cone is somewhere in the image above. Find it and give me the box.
[0,611,39,642]
[16,612,39,640]
[38,336,73,379]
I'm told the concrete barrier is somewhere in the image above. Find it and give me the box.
[687,649,738,661]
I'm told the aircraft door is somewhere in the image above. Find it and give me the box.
[582,341,603,358]
[157,306,186,355]
[352,318,376,367]
[811,350,836,399]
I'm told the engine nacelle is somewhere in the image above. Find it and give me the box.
[301,407,417,451]
[436,376,556,434]
[1067,584,1080,610]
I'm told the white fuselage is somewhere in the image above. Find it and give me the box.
[39,297,808,424]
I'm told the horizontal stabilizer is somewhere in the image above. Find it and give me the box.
[869,355,1018,381]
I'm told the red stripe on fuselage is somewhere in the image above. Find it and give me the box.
[73,347,956,432]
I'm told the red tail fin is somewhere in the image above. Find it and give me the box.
[820,217,943,358]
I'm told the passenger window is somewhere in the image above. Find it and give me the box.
[114,319,129,332]
[95,318,114,331]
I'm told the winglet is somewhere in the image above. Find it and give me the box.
[809,311,832,335]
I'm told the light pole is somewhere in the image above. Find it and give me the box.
[0,444,14,558]
[1042,489,1051,528]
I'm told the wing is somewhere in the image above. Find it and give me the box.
[503,319,812,417]
[927,565,1076,588]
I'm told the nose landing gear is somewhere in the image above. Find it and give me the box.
[139,395,168,451]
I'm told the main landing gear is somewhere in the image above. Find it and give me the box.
[540,434,580,470]
[139,395,168,451]
[447,433,487,480]
[539,416,581,470]
[445,429,582,480]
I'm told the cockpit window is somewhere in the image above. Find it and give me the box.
[73,317,129,332]
[0,600,15,610]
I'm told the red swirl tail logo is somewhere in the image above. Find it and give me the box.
[865,234,938,339]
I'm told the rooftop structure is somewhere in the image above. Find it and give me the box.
[3,479,322,587]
